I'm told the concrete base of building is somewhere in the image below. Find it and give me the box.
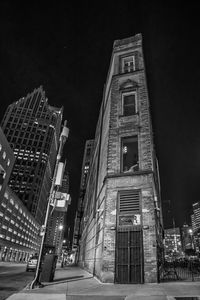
[100,270,115,283]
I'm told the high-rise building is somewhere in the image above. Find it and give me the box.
[191,202,200,252]
[78,34,163,284]
[192,202,200,232]
[72,140,94,255]
[181,223,194,253]
[0,127,40,262]
[0,127,15,197]
[164,227,183,259]
[1,86,63,225]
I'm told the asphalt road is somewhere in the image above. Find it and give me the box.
[0,262,34,300]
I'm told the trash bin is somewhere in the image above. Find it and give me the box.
[40,254,58,282]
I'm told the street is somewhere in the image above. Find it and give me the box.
[0,262,34,300]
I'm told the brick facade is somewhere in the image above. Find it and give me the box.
[78,34,163,283]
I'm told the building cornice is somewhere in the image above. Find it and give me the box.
[104,169,154,182]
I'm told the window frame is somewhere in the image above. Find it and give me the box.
[122,91,137,116]
[122,55,135,73]
[121,135,139,173]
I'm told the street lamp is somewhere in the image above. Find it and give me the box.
[29,120,69,289]
[59,224,64,231]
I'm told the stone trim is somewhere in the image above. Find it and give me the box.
[104,169,153,182]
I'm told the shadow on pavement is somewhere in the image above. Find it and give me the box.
[43,275,94,286]
[53,275,84,282]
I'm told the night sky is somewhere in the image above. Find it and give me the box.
[1,2,200,238]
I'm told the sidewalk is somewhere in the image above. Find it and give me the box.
[7,264,200,300]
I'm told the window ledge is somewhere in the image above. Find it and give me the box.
[104,169,153,181]
[119,113,139,118]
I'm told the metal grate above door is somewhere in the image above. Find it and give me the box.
[119,190,140,213]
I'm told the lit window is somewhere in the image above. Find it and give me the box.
[0,165,5,185]
[3,152,6,159]
[0,144,2,151]
[121,136,139,172]
[122,56,135,73]
[7,159,10,166]
[122,92,137,116]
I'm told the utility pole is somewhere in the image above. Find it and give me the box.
[29,120,69,289]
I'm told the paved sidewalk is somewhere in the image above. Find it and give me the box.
[7,265,200,300]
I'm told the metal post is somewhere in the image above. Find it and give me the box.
[29,120,69,289]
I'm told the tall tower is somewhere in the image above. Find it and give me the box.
[72,140,94,254]
[191,202,200,252]
[1,86,63,225]
[78,34,163,284]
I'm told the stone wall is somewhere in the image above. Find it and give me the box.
[78,34,163,283]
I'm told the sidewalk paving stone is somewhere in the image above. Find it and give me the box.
[6,265,200,300]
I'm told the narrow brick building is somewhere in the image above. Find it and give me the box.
[78,34,163,283]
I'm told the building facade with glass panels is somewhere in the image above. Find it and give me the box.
[1,86,63,225]
[164,227,183,259]
[0,127,15,196]
[0,127,40,261]
[0,186,41,262]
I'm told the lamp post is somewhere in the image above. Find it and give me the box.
[29,120,69,289]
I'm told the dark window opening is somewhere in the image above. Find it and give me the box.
[121,136,139,172]
[123,93,136,116]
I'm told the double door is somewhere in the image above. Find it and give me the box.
[115,228,144,283]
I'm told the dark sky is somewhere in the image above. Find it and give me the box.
[1,1,200,237]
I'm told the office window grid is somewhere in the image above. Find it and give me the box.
[1,87,62,222]
[0,190,40,250]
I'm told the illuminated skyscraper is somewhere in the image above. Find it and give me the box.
[191,202,200,252]
[1,86,63,225]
